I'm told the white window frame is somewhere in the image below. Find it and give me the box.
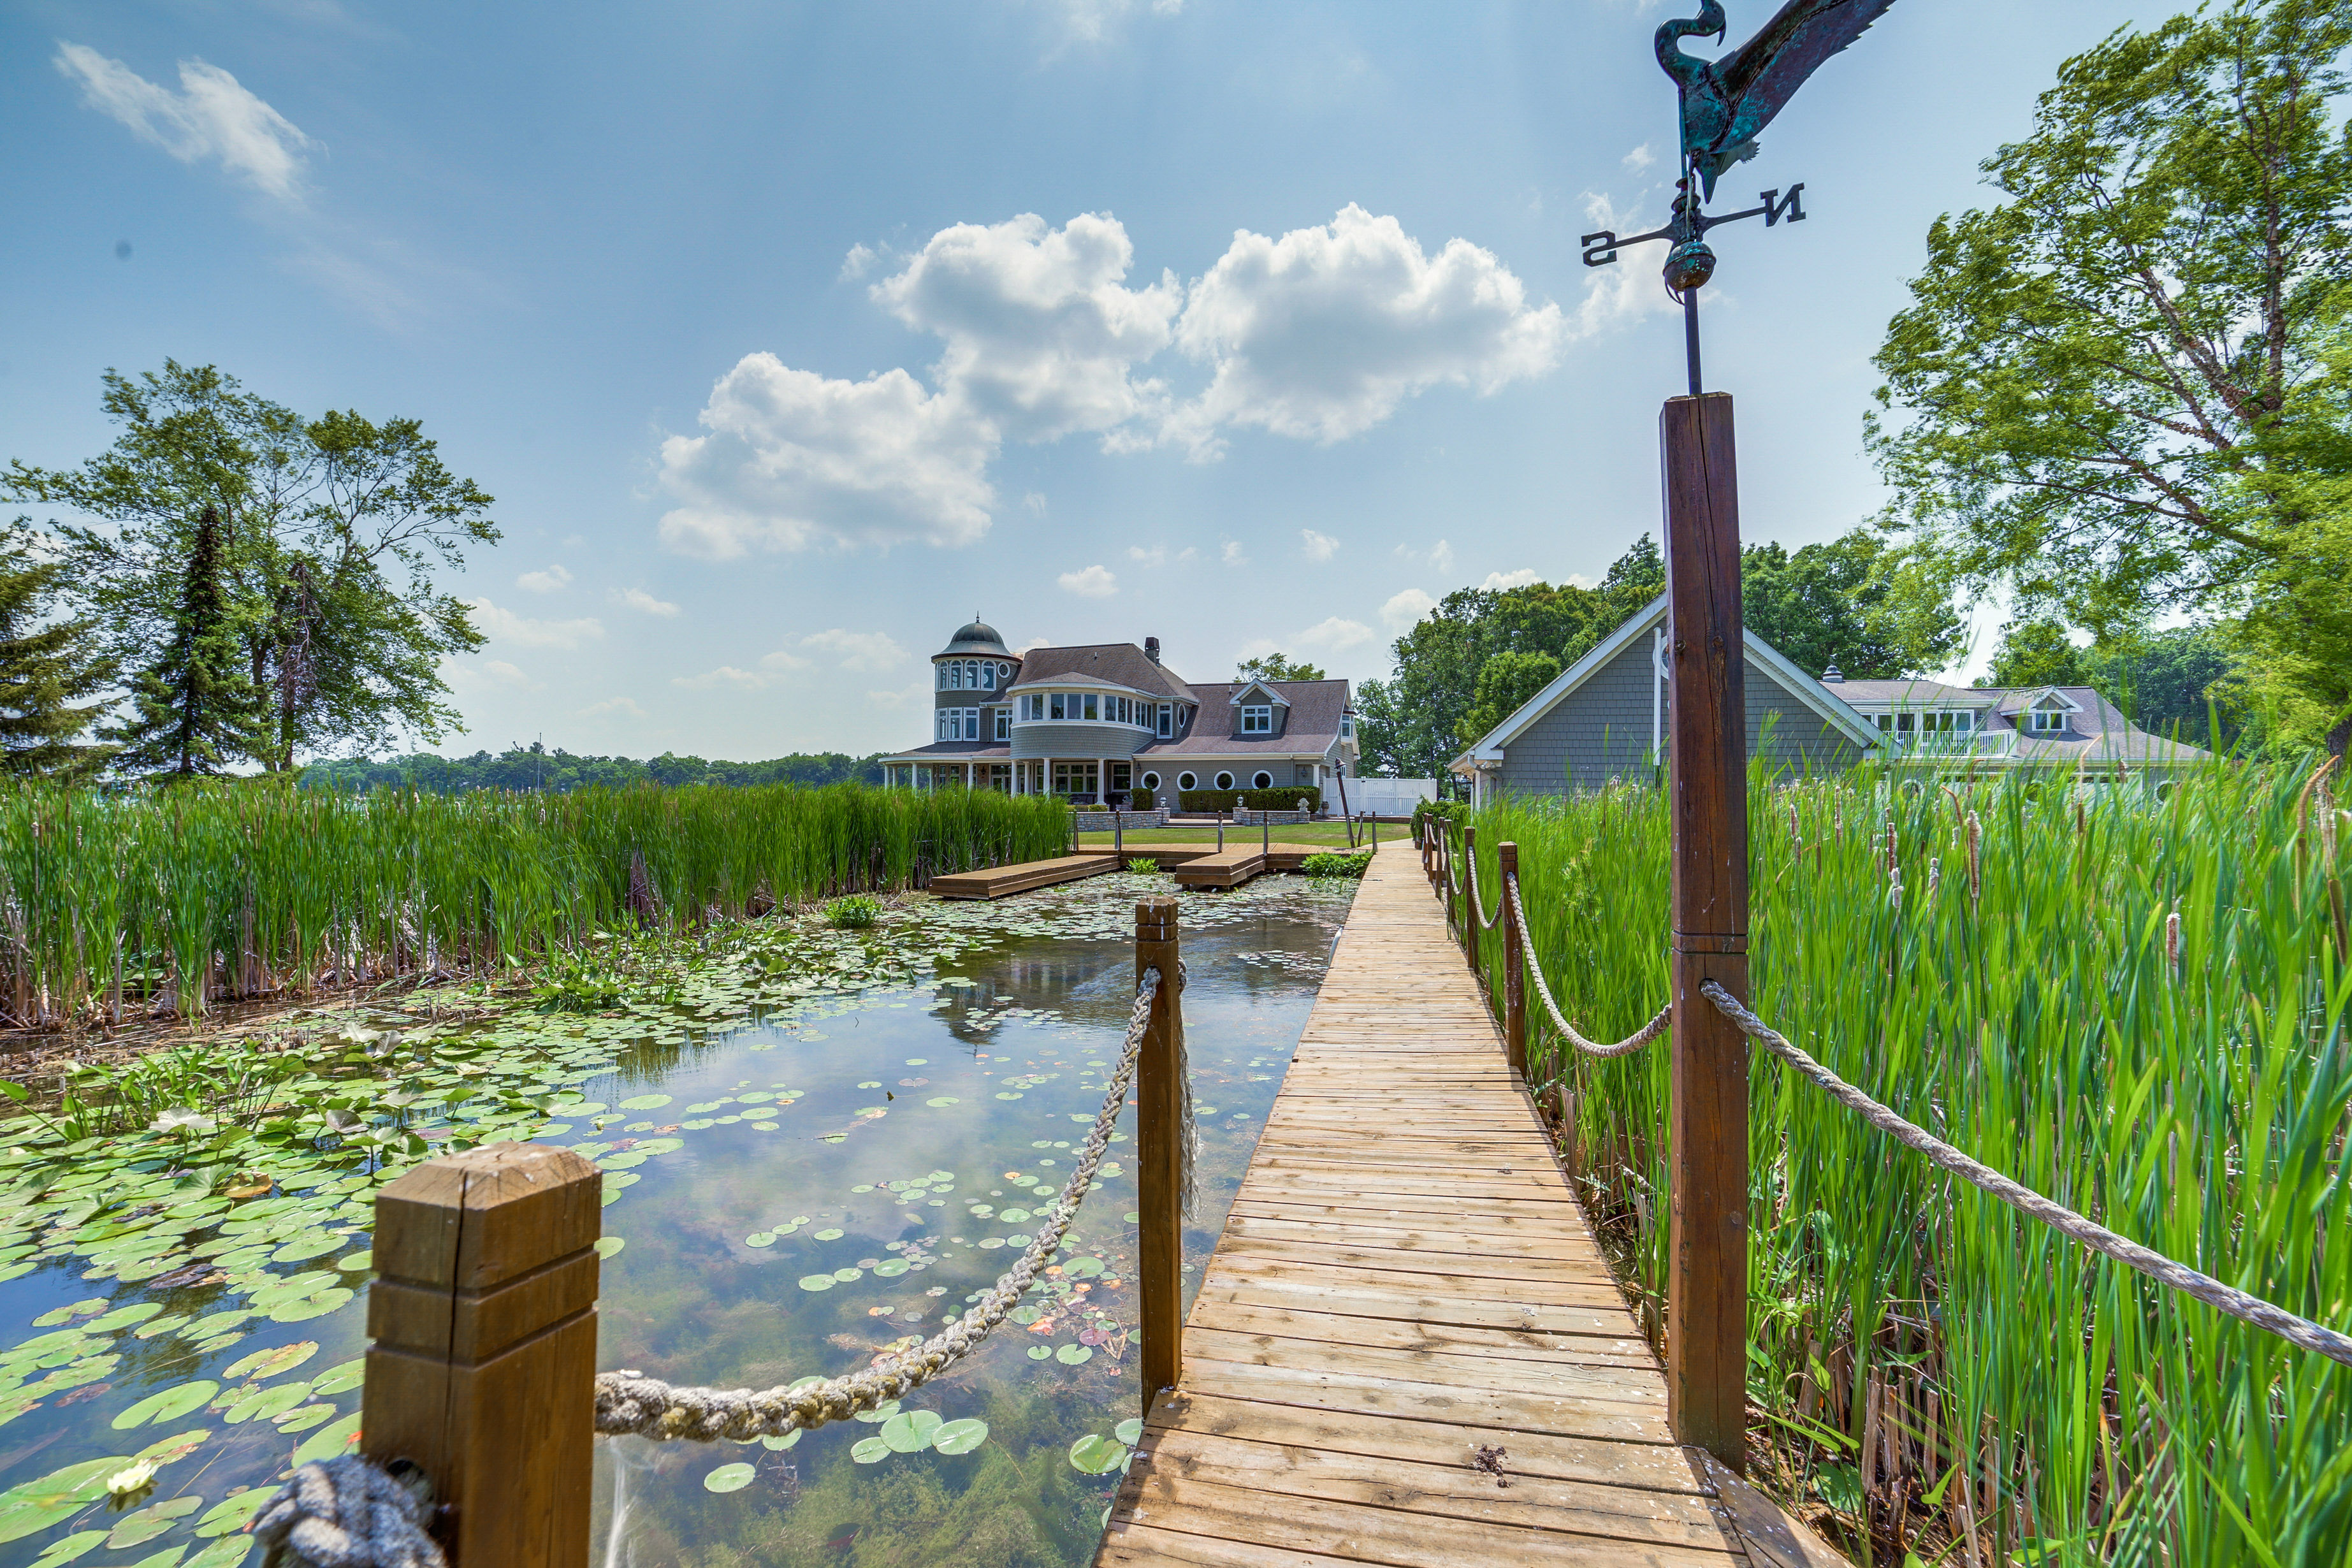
[2029,707,2068,734]
[1178,771,1196,790]
[1214,771,1235,790]
[994,709,1009,740]
[1049,693,1067,720]
[1141,771,1161,790]
[1252,770,1272,788]
[1241,705,1272,734]
[936,664,948,690]
[982,662,996,691]
[1157,704,1172,737]
[1082,693,1099,720]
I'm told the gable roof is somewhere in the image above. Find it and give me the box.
[1231,678,1291,708]
[1145,678,1353,756]
[1460,592,1880,762]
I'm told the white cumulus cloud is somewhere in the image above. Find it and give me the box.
[1221,541,1248,567]
[1293,616,1374,652]
[1481,568,1542,591]
[799,628,908,671]
[465,599,604,650]
[1058,564,1117,597]
[581,697,647,719]
[517,563,572,594]
[871,212,1179,444]
[1381,588,1437,632]
[1166,205,1565,454]
[1128,545,1167,567]
[55,44,314,201]
[614,587,679,616]
[655,357,996,558]
[1300,529,1340,562]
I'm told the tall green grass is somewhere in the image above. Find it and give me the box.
[1462,762,2351,1566]
[0,781,1066,1024]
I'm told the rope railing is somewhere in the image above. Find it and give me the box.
[597,968,1175,1441]
[1462,849,1502,932]
[1503,873,1670,1059]
[1700,980,2352,1371]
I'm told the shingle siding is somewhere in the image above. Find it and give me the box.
[1493,636,1864,796]
[1010,724,1153,761]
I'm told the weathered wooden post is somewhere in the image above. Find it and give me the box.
[1444,829,1459,932]
[1499,841,1527,1080]
[1462,824,1481,975]
[1115,813,1124,862]
[365,1142,602,1565]
[1135,897,1185,1399]
[1661,391,1751,1472]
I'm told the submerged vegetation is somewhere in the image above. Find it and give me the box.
[0,781,1067,1030]
[1467,761,2351,1565]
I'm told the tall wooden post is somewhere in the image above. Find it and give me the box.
[1462,825,1481,975]
[365,1143,602,1565]
[1499,841,1527,1080]
[1661,391,1751,1473]
[1135,897,1185,1398]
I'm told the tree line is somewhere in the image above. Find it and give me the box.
[301,745,883,794]
[2,361,497,780]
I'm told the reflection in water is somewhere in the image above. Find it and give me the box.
[592,873,1353,1567]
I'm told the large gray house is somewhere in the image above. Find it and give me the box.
[881,618,1359,806]
[1450,593,2213,802]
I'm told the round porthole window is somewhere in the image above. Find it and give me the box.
[1215,771,1235,790]
[1141,772,1161,790]
[1178,772,1196,790]
[1252,771,1272,789]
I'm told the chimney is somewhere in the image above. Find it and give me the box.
[1144,636,1161,665]
[1821,664,1845,684]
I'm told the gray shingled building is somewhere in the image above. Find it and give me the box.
[1451,593,2215,802]
[880,618,1360,806]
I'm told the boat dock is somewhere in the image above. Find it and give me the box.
[1094,840,1828,1567]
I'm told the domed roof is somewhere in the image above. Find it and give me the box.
[936,615,1012,658]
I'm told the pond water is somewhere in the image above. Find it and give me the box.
[0,870,1354,1568]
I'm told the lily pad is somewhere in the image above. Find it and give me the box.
[594,1237,626,1260]
[618,1094,672,1111]
[924,1097,959,1107]
[310,1360,365,1397]
[275,1404,339,1434]
[33,1300,105,1328]
[224,1341,319,1383]
[133,1429,211,1465]
[271,1233,346,1264]
[1067,1434,1127,1474]
[224,1381,313,1425]
[744,1233,776,1249]
[880,1409,943,1453]
[831,1267,862,1283]
[87,1303,166,1333]
[29,1530,106,1567]
[759,1430,802,1451]
[702,1462,755,1493]
[106,1493,201,1549]
[1026,1346,1052,1361]
[292,1409,363,1465]
[931,1417,988,1453]
[0,1456,133,1543]
[112,1380,219,1430]
[1115,1418,1143,1445]
[185,1538,256,1567]
[1056,1344,1094,1365]
[270,1289,354,1324]
[192,1490,274,1538]
[813,1228,845,1241]
[850,1435,890,1463]
[796,1275,836,1292]
[872,1259,908,1277]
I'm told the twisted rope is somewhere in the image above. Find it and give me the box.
[1702,980,2352,1370]
[254,1456,446,1568]
[595,967,1177,1440]
[1504,875,1671,1058]
[1462,853,1502,931]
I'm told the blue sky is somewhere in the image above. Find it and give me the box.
[3,0,2161,760]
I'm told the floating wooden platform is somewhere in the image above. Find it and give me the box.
[1096,840,1832,1568]
[1082,843,1351,872]
[926,853,1120,901]
[1169,850,1268,890]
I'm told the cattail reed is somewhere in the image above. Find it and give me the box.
[1462,756,2351,1564]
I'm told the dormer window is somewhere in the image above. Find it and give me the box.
[2028,708,2067,734]
[1241,705,1272,734]
[1157,704,1172,737]
[1340,713,1354,738]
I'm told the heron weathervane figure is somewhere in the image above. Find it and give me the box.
[1581,0,1898,395]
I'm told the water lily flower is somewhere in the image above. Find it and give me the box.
[104,1460,155,1502]
[149,1108,217,1138]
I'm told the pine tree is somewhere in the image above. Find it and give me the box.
[101,508,259,776]
[0,532,115,776]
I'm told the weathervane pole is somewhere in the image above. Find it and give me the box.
[1681,259,1704,396]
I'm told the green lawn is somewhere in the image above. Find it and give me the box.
[1077,822,1377,848]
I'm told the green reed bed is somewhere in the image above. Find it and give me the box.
[0,783,1068,1027]
[1463,762,2351,1567]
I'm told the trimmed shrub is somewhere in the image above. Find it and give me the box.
[1176,787,1323,813]
[1300,851,1372,879]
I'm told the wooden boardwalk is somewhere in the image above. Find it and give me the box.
[1098,841,1824,1568]
[927,853,1119,900]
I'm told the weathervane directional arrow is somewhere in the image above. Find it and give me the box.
[1588,0,1898,395]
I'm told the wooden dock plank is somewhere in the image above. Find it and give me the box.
[1094,842,1769,1568]
[927,853,1121,901]
[1170,848,1268,890]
